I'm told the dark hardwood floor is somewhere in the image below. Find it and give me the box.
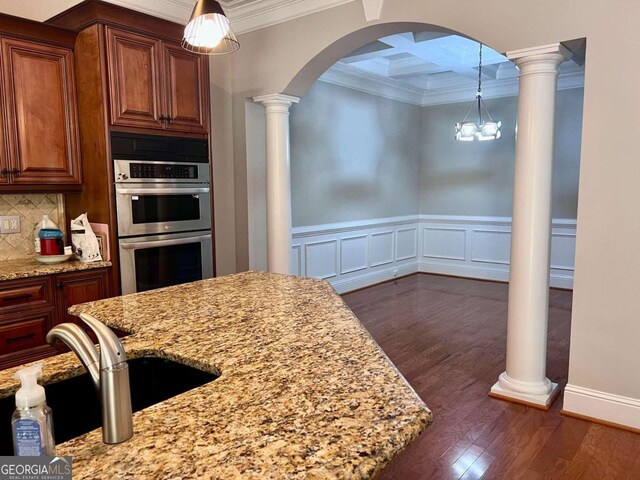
[342,273,640,480]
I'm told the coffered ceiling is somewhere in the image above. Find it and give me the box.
[319,33,585,107]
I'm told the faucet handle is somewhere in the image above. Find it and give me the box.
[80,314,127,368]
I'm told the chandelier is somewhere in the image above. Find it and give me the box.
[455,43,501,141]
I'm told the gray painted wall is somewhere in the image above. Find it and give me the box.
[290,82,583,226]
[420,88,584,218]
[290,81,422,227]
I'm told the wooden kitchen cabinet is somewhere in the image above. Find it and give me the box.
[163,43,209,134]
[0,16,82,189]
[106,27,163,130]
[0,268,116,370]
[106,26,208,134]
[0,276,56,369]
[55,269,109,325]
[0,309,58,370]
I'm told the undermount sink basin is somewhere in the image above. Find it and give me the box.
[0,357,218,455]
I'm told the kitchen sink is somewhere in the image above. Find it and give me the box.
[0,357,218,455]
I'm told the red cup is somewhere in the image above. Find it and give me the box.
[40,238,64,255]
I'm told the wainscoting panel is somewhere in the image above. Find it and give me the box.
[340,235,368,274]
[291,245,302,276]
[292,215,576,293]
[370,231,395,267]
[422,227,466,261]
[397,228,418,261]
[420,215,577,289]
[305,240,337,279]
[292,216,420,294]
[471,229,511,265]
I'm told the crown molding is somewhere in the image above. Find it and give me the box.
[319,62,585,107]
[319,62,425,105]
[223,0,357,34]
[106,0,192,24]
[106,0,357,34]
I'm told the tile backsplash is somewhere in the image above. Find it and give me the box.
[0,194,65,260]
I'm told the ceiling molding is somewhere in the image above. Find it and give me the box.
[226,0,356,34]
[318,62,585,107]
[106,0,193,24]
[319,62,425,105]
[105,0,357,34]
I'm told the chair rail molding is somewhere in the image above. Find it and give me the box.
[292,214,576,293]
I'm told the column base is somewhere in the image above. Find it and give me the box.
[490,378,561,410]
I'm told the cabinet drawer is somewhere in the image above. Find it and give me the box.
[0,277,53,312]
[0,317,49,355]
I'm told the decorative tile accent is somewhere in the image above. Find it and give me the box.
[0,194,65,260]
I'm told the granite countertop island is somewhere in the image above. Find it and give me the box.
[0,257,112,281]
[0,272,431,479]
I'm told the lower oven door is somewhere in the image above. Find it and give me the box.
[119,231,214,295]
[116,184,212,237]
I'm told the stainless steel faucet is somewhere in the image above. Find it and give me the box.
[46,313,134,444]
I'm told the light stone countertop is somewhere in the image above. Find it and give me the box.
[0,271,431,479]
[0,257,112,281]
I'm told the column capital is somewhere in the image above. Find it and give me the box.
[253,93,300,108]
[506,43,571,61]
[507,43,571,74]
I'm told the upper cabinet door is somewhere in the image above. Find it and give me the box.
[163,43,209,134]
[106,27,163,130]
[1,38,81,185]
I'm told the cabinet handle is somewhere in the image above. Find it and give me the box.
[0,169,8,179]
[12,168,20,177]
[6,333,36,343]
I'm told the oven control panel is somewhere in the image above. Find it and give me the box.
[130,163,198,179]
[114,159,210,184]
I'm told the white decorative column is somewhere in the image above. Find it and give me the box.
[490,44,570,408]
[253,93,300,274]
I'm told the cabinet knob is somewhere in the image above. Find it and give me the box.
[0,169,8,179]
[57,281,63,289]
[12,168,21,177]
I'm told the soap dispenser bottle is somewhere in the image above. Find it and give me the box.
[11,363,55,456]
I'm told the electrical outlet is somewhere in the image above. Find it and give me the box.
[0,215,20,234]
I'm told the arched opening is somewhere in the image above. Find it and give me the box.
[249,21,584,477]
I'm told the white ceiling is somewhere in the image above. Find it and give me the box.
[320,32,585,106]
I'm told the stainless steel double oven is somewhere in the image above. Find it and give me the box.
[112,133,214,295]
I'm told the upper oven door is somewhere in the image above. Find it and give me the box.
[116,183,212,237]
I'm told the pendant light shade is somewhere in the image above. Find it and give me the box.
[182,0,239,55]
[454,44,501,141]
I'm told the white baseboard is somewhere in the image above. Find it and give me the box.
[331,262,419,294]
[419,260,575,289]
[563,384,640,430]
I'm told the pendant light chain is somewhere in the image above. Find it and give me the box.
[477,44,483,125]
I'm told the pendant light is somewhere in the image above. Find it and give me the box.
[182,0,240,55]
[455,43,501,141]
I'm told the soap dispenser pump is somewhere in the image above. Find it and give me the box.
[11,363,55,456]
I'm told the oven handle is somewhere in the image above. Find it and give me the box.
[116,187,210,195]
[120,234,211,250]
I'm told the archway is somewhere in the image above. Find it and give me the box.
[250,19,575,410]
